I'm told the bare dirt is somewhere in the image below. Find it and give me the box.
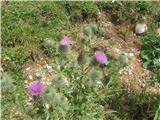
[23,11,160,95]
[23,57,56,86]
[96,11,160,94]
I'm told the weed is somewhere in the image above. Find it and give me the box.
[1,1,160,120]
[140,33,160,70]
[65,2,98,22]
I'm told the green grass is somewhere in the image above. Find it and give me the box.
[1,1,160,120]
[140,33,160,83]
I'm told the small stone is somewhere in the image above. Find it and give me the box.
[98,10,101,15]
[97,80,103,85]
[26,67,30,71]
[26,102,32,106]
[35,72,40,76]
[29,75,33,80]
[129,53,134,57]
[114,48,120,53]
[45,103,50,109]
[119,69,123,75]
[46,65,52,71]
[135,23,147,34]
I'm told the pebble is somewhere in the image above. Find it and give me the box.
[29,75,33,80]
[135,23,147,34]
[98,10,101,15]
[129,53,134,57]
[45,80,52,86]
[45,103,50,109]
[45,65,53,72]
[26,67,30,71]
[114,48,120,53]
[97,80,103,87]
[35,72,41,78]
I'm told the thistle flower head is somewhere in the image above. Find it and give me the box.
[60,36,71,46]
[28,81,44,96]
[95,51,107,64]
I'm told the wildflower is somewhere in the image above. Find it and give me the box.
[60,36,71,46]
[95,51,107,64]
[28,81,44,96]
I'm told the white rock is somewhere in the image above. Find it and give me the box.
[135,23,147,34]
[114,48,120,53]
[46,81,52,86]
[156,28,160,36]
[45,103,50,109]
[29,75,33,80]
[129,53,134,57]
[35,72,41,77]
[26,67,30,71]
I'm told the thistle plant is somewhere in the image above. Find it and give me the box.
[83,23,98,39]
[0,73,15,93]
[77,50,89,66]
[58,36,71,54]
[43,38,58,57]
[118,54,130,66]
[89,68,103,81]
[40,87,69,111]
[25,23,113,119]
[90,22,98,33]
[51,75,69,87]
[83,26,92,39]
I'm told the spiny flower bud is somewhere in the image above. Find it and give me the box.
[90,23,98,33]
[77,51,88,65]
[0,73,15,93]
[118,54,130,66]
[43,38,56,48]
[41,87,69,110]
[83,26,92,37]
[90,69,103,80]
[52,76,69,87]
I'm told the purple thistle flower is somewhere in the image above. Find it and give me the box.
[60,36,71,46]
[28,81,44,96]
[95,51,107,64]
